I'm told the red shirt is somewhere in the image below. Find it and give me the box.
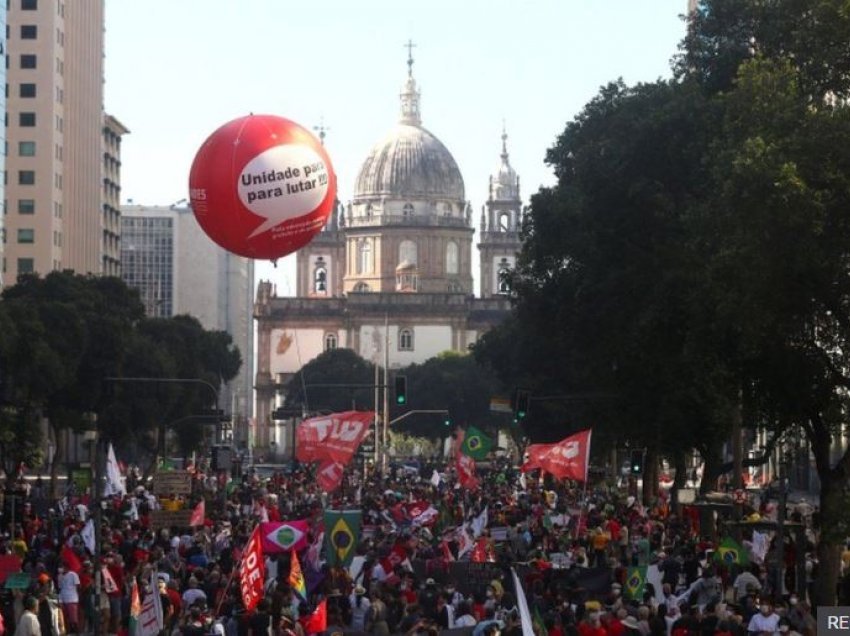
[577,623,606,636]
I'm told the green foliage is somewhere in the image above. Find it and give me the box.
[392,352,501,440]
[284,348,376,414]
[0,272,242,465]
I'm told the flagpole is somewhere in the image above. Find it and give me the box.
[215,560,240,618]
[574,429,592,541]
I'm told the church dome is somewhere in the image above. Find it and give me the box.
[353,124,465,201]
[352,46,464,205]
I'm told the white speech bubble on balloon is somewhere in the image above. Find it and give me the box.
[239,143,329,238]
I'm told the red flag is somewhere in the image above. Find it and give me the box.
[296,411,373,464]
[440,539,455,563]
[300,599,327,634]
[61,545,82,574]
[316,460,345,492]
[239,526,265,612]
[521,429,592,482]
[288,549,306,601]
[456,452,479,490]
[190,500,205,527]
[471,538,488,563]
[380,542,408,575]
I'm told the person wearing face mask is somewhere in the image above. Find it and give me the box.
[777,617,801,636]
[784,595,805,633]
[746,601,779,635]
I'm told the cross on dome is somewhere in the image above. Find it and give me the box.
[399,39,421,126]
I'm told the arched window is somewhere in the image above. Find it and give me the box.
[365,204,373,219]
[403,203,414,217]
[313,263,327,294]
[353,282,371,292]
[499,212,511,232]
[497,258,511,295]
[399,328,414,351]
[446,241,459,274]
[399,240,417,265]
[443,203,452,216]
[324,333,337,351]
[357,239,372,274]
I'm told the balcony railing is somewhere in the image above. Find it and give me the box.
[347,214,469,229]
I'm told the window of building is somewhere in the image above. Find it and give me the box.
[313,264,327,294]
[443,203,452,216]
[17,258,34,275]
[17,229,34,244]
[446,241,459,274]
[357,238,372,275]
[324,333,337,351]
[353,282,371,292]
[448,281,462,293]
[20,54,36,69]
[18,199,34,214]
[20,25,37,39]
[19,112,35,127]
[21,0,37,10]
[19,83,36,98]
[365,204,373,219]
[403,202,414,217]
[18,171,35,185]
[398,328,414,351]
[18,141,35,156]
[499,212,511,232]
[399,240,417,266]
[497,258,511,294]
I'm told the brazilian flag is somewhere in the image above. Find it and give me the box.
[714,537,749,567]
[324,510,362,567]
[460,426,493,460]
[625,566,647,600]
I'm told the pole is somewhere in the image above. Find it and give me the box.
[776,467,787,598]
[93,437,102,636]
[382,314,389,475]
[373,348,380,470]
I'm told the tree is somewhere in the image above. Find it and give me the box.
[392,351,501,440]
[283,348,376,414]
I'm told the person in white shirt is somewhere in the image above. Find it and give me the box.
[14,596,41,636]
[747,602,779,635]
[57,567,80,635]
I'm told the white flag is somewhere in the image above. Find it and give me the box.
[511,568,535,636]
[81,519,96,555]
[103,443,126,497]
[138,578,163,636]
[430,470,441,487]
[471,506,489,538]
[456,525,474,559]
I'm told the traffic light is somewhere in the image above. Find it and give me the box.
[514,389,530,420]
[630,449,644,474]
[394,375,408,405]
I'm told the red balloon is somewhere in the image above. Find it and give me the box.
[188,114,337,260]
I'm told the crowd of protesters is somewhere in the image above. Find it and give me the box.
[0,453,830,636]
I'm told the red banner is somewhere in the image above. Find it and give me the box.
[521,429,592,482]
[296,411,374,464]
[456,452,479,490]
[316,460,346,492]
[239,526,265,612]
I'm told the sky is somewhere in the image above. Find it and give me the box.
[104,0,689,294]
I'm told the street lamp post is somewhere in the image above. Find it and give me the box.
[82,413,102,636]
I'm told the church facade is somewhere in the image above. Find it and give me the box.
[254,51,524,451]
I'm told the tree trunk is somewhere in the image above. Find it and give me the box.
[49,421,64,501]
[699,446,722,495]
[671,450,688,514]
[813,474,843,606]
[643,446,658,506]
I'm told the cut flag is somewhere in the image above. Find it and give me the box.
[60,545,82,574]
[511,568,535,636]
[521,429,592,482]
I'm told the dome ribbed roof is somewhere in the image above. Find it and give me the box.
[353,124,465,201]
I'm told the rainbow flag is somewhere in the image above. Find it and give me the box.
[289,549,307,601]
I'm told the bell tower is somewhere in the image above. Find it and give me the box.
[477,125,523,298]
[295,122,345,297]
